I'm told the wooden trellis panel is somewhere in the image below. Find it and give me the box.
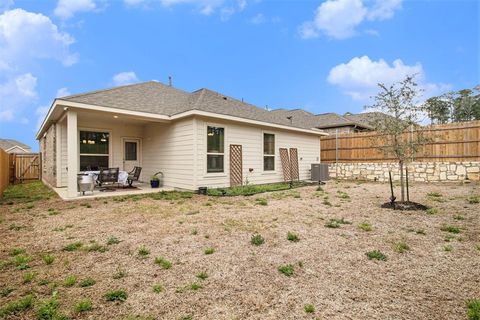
[289,148,299,181]
[279,148,291,181]
[229,144,243,187]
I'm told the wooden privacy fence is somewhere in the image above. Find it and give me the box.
[0,149,9,195]
[321,120,480,163]
[9,153,41,183]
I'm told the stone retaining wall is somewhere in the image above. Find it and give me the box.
[328,162,480,182]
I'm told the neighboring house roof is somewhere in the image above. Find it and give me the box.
[0,139,31,152]
[268,110,380,130]
[59,81,326,132]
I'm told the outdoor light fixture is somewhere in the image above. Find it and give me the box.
[113,115,118,118]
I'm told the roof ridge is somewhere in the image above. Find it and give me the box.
[59,81,156,100]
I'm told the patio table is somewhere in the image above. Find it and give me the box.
[83,170,129,185]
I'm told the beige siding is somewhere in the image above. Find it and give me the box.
[142,117,195,190]
[194,116,321,189]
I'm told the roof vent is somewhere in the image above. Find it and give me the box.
[168,75,172,87]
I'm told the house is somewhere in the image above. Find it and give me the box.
[36,81,326,199]
[0,139,32,153]
[270,110,384,134]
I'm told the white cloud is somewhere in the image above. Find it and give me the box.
[0,9,76,125]
[0,9,78,69]
[56,87,71,98]
[367,0,402,20]
[327,55,446,101]
[54,0,97,20]
[299,0,402,40]
[112,71,139,86]
[0,73,38,123]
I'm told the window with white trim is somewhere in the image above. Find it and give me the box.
[79,131,109,171]
[207,126,224,173]
[263,133,275,171]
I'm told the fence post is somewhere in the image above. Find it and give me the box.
[335,129,338,180]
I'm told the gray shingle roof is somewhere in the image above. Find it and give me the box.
[0,139,31,151]
[60,81,386,132]
[61,81,322,131]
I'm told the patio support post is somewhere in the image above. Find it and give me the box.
[67,110,78,198]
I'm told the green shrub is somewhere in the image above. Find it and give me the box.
[0,295,33,317]
[454,215,465,220]
[468,196,480,204]
[63,241,83,251]
[0,287,14,297]
[255,198,268,206]
[278,264,294,276]
[14,254,32,270]
[79,277,96,287]
[42,254,55,265]
[304,304,315,313]
[358,222,372,231]
[444,245,453,252]
[251,234,265,246]
[105,290,128,302]
[394,241,410,253]
[366,250,387,261]
[204,247,215,255]
[37,295,67,320]
[154,257,172,269]
[63,275,77,287]
[426,208,438,215]
[190,282,203,290]
[287,232,300,242]
[441,225,461,234]
[466,299,480,320]
[325,218,351,229]
[138,246,150,257]
[152,284,163,293]
[196,271,208,280]
[23,271,37,283]
[74,299,92,313]
[107,236,121,245]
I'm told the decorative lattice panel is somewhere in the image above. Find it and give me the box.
[230,144,243,187]
[279,148,291,181]
[289,148,299,181]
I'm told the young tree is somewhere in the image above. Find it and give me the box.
[366,75,427,203]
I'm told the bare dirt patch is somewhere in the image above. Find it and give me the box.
[1,181,479,319]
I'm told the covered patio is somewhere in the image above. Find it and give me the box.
[42,104,172,199]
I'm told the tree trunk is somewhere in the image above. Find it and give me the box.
[399,160,405,202]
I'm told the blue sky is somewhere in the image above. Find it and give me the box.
[0,0,478,151]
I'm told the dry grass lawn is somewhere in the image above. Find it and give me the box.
[1,180,479,319]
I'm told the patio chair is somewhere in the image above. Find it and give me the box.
[126,166,142,187]
[97,167,119,191]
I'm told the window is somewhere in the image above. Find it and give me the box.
[207,126,224,173]
[124,142,137,161]
[263,133,275,171]
[79,131,109,171]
